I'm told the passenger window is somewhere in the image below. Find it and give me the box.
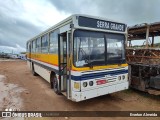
[32,40,36,53]
[41,34,48,53]
[49,31,58,54]
[36,37,41,53]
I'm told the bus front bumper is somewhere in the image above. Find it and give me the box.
[71,81,129,102]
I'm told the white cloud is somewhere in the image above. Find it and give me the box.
[0,0,160,53]
[0,44,25,54]
[0,0,70,52]
[19,0,70,28]
[0,0,70,28]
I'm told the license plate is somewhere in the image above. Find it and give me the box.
[96,80,107,85]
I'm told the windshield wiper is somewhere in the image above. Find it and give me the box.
[84,61,93,68]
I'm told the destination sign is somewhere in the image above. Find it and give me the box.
[78,16,126,32]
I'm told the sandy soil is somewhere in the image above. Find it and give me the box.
[0,60,160,120]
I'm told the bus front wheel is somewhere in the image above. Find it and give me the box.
[51,75,61,95]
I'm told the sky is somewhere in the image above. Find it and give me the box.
[0,0,160,53]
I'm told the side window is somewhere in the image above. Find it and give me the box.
[31,40,36,53]
[41,34,48,53]
[28,42,31,52]
[49,31,58,54]
[33,40,36,53]
[36,37,41,53]
[31,42,33,52]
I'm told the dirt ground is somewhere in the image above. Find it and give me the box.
[0,60,160,120]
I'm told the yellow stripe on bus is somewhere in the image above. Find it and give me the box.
[27,52,128,72]
[27,53,59,66]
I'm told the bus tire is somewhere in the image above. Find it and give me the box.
[32,63,37,76]
[51,74,61,95]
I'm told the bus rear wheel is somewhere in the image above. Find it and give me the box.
[32,63,38,76]
[51,75,61,95]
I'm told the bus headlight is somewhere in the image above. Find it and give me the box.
[118,76,121,80]
[122,75,125,80]
[89,81,94,86]
[83,82,88,87]
[74,82,80,89]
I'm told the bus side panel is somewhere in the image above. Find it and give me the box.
[34,64,51,83]
[27,60,32,70]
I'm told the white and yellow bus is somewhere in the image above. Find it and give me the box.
[26,14,128,102]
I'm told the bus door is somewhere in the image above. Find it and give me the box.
[58,32,68,93]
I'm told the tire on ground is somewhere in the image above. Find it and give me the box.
[50,73,61,95]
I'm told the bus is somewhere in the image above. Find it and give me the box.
[26,14,129,102]
[127,22,160,95]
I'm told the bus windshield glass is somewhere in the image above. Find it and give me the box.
[73,30,125,67]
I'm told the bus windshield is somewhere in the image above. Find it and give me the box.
[73,30,125,67]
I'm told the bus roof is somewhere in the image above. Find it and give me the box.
[27,14,127,42]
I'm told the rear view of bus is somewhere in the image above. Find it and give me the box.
[26,14,128,102]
